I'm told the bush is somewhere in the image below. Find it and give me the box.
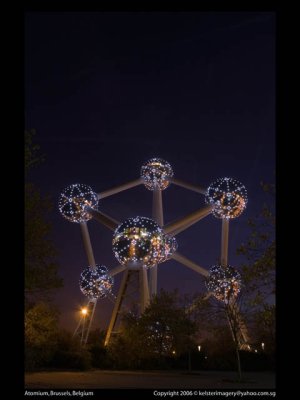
[51,349,92,370]
[25,346,42,371]
[49,330,92,370]
[25,302,61,371]
[240,351,275,371]
[89,344,111,369]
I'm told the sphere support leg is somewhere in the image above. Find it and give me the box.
[104,269,130,346]
[150,189,164,297]
[219,219,250,349]
[140,266,150,311]
[227,300,251,350]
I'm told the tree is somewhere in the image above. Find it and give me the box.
[109,290,197,369]
[25,130,63,305]
[25,130,63,370]
[25,129,44,174]
[86,329,110,368]
[190,289,247,380]
[25,302,59,369]
[181,183,275,377]
[237,182,275,353]
[25,302,59,347]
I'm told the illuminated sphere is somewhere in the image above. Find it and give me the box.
[206,264,242,302]
[141,158,174,190]
[205,177,247,219]
[79,265,113,299]
[112,216,166,268]
[58,183,98,223]
[160,234,178,262]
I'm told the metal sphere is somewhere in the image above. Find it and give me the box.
[160,234,178,262]
[205,177,247,219]
[141,158,174,191]
[206,264,242,302]
[79,265,113,299]
[58,183,98,223]
[112,216,166,268]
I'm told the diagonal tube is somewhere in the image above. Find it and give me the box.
[108,264,127,277]
[164,205,212,235]
[98,178,142,199]
[86,207,119,231]
[171,252,209,277]
[170,177,206,195]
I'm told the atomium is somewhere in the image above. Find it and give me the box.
[61,159,250,348]
[112,216,166,268]
[206,264,242,302]
[59,183,98,223]
[141,158,174,191]
[79,265,113,299]
[205,177,247,219]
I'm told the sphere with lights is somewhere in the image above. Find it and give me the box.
[58,183,98,223]
[160,234,178,262]
[79,265,113,299]
[205,177,247,219]
[206,264,242,302]
[112,216,166,268]
[141,158,174,191]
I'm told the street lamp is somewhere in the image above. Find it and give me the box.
[198,345,201,352]
[81,307,88,316]
[261,342,265,351]
[80,307,88,344]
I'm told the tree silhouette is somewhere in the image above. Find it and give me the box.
[25,130,63,305]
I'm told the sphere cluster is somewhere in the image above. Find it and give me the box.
[79,265,113,299]
[141,158,174,191]
[59,184,98,223]
[112,216,177,268]
[206,264,242,302]
[205,177,247,219]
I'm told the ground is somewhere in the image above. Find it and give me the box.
[25,370,275,389]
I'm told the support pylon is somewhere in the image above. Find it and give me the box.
[104,264,150,346]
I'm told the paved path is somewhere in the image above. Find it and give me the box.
[25,370,275,389]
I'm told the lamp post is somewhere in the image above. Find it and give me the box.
[81,307,88,344]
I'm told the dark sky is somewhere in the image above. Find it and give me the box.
[25,11,275,332]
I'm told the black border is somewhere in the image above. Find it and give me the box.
[14,1,289,398]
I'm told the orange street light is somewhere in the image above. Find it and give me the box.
[81,307,88,316]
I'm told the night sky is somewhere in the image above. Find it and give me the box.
[25,12,275,332]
